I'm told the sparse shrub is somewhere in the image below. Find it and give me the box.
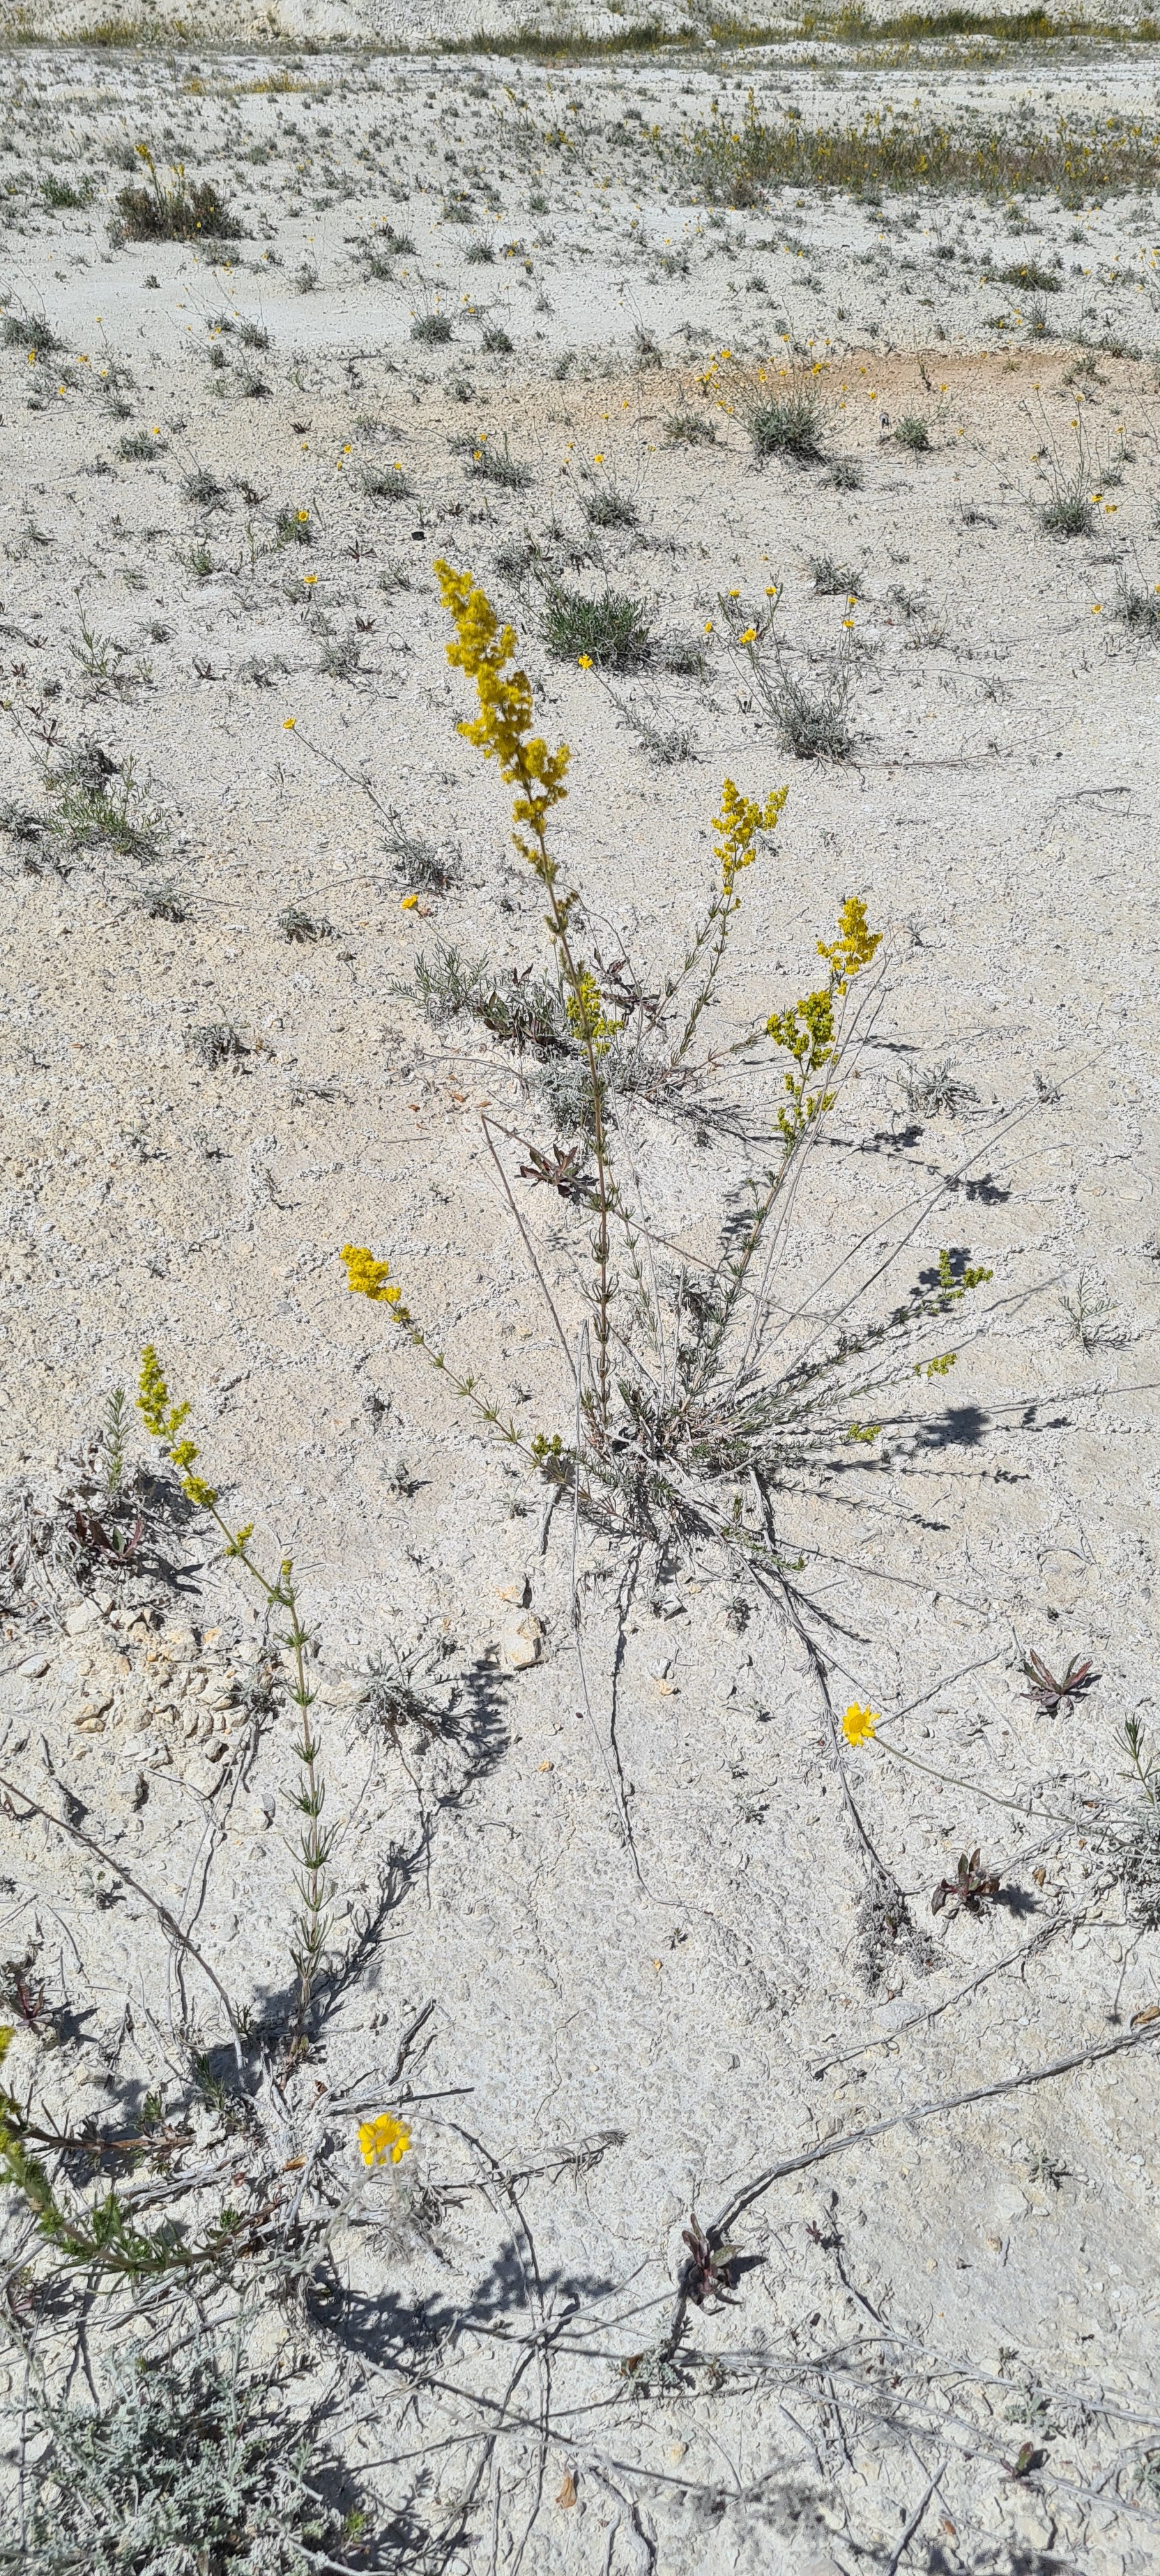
[1039,484,1095,537]
[141,878,187,920]
[273,505,314,546]
[997,258,1061,291]
[827,457,864,490]
[904,1061,978,1117]
[360,460,414,501]
[810,553,861,594]
[278,903,333,943]
[182,464,225,508]
[660,631,709,678]
[456,429,533,490]
[407,944,565,1052]
[763,656,854,759]
[583,479,639,529]
[1059,1266,1120,1351]
[2,312,61,355]
[317,632,363,680]
[188,1020,245,1068]
[542,583,651,670]
[47,739,158,855]
[118,427,165,460]
[894,413,931,451]
[1116,572,1160,631]
[114,144,240,243]
[42,174,93,209]
[664,407,717,446]
[482,322,514,354]
[0,1388,150,1613]
[15,2347,356,2576]
[360,220,415,273]
[721,589,857,761]
[1034,413,1101,538]
[750,375,827,463]
[346,563,993,1582]
[411,310,453,344]
[238,317,270,349]
[465,236,496,263]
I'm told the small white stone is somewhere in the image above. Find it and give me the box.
[64,1602,100,1637]
[499,1614,542,1672]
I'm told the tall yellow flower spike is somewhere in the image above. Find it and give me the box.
[434,560,570,888]
[136,1346,218,1512]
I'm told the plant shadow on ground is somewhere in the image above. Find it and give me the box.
[328,2239,620,2374]
[188,1653,510,2089]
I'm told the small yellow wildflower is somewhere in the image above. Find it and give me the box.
[284,716,296,730]
[401,891,418,909]
[593,450,604,463]
[577,653,593,669]
[303,572,317,586]
[738,625,758,646]
[843,1704,878,1747]
[358,2113,411,2168]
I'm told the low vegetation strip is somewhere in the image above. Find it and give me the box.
[686,96,1160,202]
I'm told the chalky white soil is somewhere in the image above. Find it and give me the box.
[1,25,1160,2576]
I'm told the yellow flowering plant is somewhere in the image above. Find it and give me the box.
[137,1346,332,2053]
[342,572,995,1572]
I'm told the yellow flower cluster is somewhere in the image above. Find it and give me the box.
[434,559,569,884]
[358,2112,412,2168]
[136,1346,218,1512]
[843,1703,879,1747]
[767,893,881,1144]
[340,1244,409,1319]
[816,895,882,993]
[565,967,618,1055]
[712,777,788,903]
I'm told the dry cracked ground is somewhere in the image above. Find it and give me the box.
[1,19,1159,2576]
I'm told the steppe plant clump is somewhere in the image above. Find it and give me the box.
[343,563,989,1579]
[0,1353,416,2566]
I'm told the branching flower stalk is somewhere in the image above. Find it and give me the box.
[676,778,788,1062]
[136,1347,332,2052]
[434,557,618,1445]
[344,571,993,1570]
